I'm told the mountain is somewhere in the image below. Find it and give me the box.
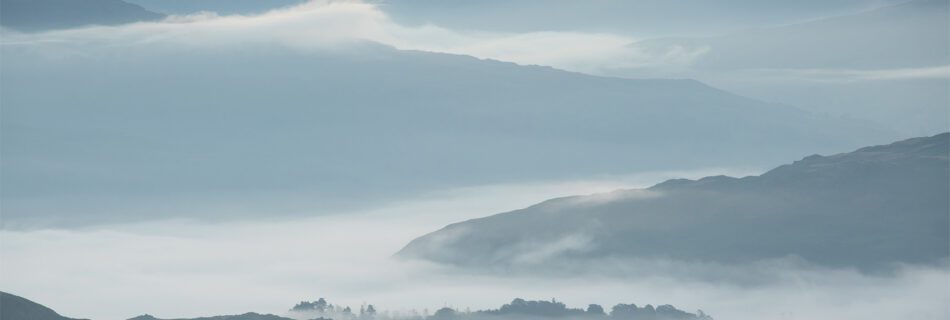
[0,0,165,32]
[1,36,895,228]
[0,292,88,320]
[398,133,950,270]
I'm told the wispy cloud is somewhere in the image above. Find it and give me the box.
[714,66,950,83]
[5,0,941,81]
[0,1,646,74]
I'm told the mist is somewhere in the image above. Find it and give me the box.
[4,1,895,228]
[2,171,947,320]
[0,1,946,320]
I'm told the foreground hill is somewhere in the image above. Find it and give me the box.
[398,133,950,270]
[0,292,87,320]
[0,0,164,32]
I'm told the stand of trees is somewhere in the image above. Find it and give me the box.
[289,298,711,320]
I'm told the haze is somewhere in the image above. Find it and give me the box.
[0,1,947,320]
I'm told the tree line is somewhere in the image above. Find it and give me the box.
[290,298,712,320]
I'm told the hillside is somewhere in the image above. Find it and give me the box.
[0,292,88,320]
[1,37,894,228]
[398,133,950,270]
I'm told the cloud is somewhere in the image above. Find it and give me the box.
[2,209,947,320]
[7,0,940,81]
[562,189,661,206]
[0,169,748,316]
[0,0,648,74]
[495,233,595,266]
[1,168,946,320]
[704,66,950,83]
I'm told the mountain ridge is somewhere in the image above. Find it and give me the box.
[1,40,895,228]
[0,0,165,32]
[398,133,950,270]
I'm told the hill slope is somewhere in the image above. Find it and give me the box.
[398,133,950,270]
[1,37,894,228]
[0,292,87,320]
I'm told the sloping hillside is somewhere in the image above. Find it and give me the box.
[399,133,950,270]
[0,292,88,320]
[1,37,893,228]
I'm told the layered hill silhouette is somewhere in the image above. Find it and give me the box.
[0,292,88,320]
[0,0,164,32]
[398,133,950,270]
[1,39,893,228]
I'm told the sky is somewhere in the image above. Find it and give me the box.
[1,1,948,319]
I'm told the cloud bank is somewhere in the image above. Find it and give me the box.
[2,174,947,320]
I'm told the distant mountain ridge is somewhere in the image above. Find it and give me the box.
[0,0,164,32]
[1,40,895,228]
[398,133,950,270]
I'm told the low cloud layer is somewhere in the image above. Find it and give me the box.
[2,169,947,320]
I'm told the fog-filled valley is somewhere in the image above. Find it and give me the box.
[0,1,947,320]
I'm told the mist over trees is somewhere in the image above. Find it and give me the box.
[289,298,711,320]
